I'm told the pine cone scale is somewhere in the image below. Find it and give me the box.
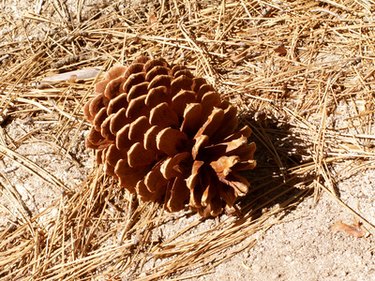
[144,125,161,151]
[156,127,188,156]
[126,95,147,118]
[186,160,205,203]
[194,107,224,139]
[127,81,148,101]
[109,108,127,134]
[107,94,128,115]
[145,86,169,108]
[104,77,124,99]
[128,116,149,142]
[167,176,190,212]
[144,164,167,194]
[127,142,155,168]
[160,152,191,180]
[123,72,145,94]
[149,103,179,127]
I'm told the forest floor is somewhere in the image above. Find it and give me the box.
[0,1,374,280]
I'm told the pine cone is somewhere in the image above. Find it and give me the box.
[83,56,256,217]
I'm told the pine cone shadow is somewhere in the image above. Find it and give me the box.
[237,111,314,219]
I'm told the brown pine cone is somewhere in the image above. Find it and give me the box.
[83,56,256,217]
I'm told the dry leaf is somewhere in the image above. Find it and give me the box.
[148,13,158,25]
[274,44,287,56]
[38,68,101,88]
[331,221,366,238]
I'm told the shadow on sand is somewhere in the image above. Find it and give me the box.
[237,109,316,220]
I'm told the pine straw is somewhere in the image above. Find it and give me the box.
[0,0,374,279]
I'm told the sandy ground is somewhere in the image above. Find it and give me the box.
[202,191,375,281]
[1,76,374,277]
[1,100,374,281]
